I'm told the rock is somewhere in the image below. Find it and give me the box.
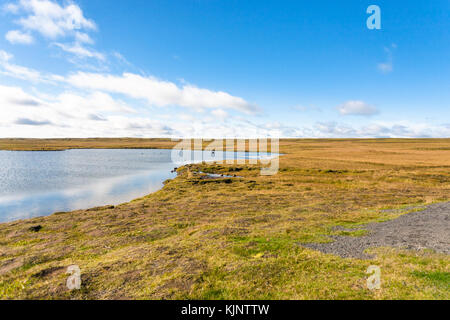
[29,225,43,232]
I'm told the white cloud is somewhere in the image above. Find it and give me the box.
[0,84,43,108]
[54,91,136,116]
[0,50,42,81]
[4,0,101,63]
[314,122,356,137]
[74,31,93,44]
[5,30,34,44]
[312,121,450,139]
[0,50,58,82]
[9,0,96,39]
[0,84,449,138]
[0,84,150,137]
[211,108,228,121]
[1,63,42,81]
[65,72,260,114]
[0,51,259,115]
[0,50,13,62]
[54,42,105,61]
[0,85,51,126]
[337,100,379,116]
[0,84,278,138]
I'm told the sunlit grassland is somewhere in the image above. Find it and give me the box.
[0,139,449,299]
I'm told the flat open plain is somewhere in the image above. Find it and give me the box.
[0,139,449,299]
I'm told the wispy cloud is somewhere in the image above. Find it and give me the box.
[337,100,379,116]
[377,62,392,73]
[0,49,62,82]
[377,43,396,74]
[74,31,93,44]
[0,50,43,82]
[54,42,105,61]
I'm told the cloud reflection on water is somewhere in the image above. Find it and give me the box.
[0,149,276,222]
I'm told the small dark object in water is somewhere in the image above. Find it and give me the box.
[29,225,43,232]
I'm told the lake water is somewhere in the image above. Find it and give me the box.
[0,149,272,222]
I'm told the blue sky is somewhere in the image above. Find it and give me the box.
[0,0,449,138]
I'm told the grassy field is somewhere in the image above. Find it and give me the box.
[0,139,449,299]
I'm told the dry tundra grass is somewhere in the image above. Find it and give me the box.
[0,138,449,299]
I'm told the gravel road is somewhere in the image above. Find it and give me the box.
[303,202,450,259]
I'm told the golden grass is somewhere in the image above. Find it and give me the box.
[0,139,449,299]
[0,138,178,151]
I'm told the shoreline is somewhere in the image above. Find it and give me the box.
[0,149,277,224]
[0,170,246,226]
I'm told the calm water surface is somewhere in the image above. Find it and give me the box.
[0,149,269,222]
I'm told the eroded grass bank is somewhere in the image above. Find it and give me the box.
[0,139,449,299]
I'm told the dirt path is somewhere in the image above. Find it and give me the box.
[303,202,450,259]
